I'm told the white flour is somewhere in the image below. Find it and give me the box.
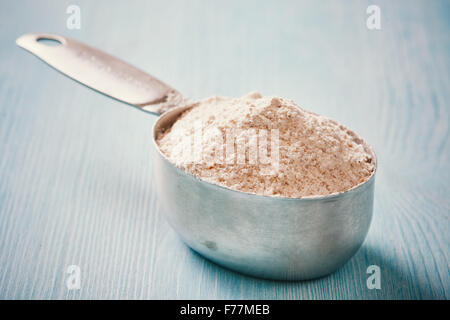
[157,92,375,198]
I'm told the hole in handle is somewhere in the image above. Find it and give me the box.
[37,37,62,47]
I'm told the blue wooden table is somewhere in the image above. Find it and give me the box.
[0,0,448,299]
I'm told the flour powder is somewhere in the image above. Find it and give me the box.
[157,92,375,198]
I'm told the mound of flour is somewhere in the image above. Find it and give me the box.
[157,92,375,198]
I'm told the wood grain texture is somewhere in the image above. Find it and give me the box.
[0,0,448,299]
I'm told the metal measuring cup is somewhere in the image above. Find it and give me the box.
[17,33,377,280]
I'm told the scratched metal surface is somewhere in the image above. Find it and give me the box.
[0,0,448,299]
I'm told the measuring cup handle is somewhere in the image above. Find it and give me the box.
[16,33,187,115]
